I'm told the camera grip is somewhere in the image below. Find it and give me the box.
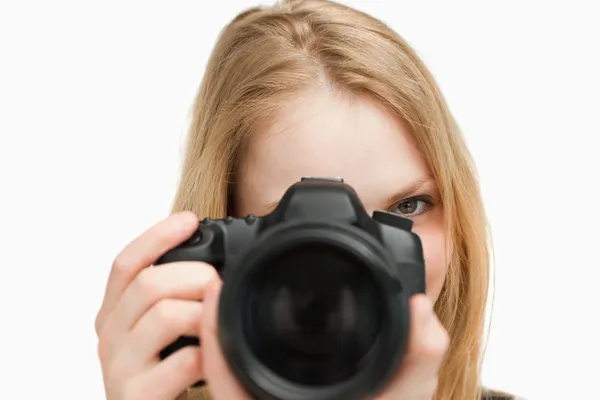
[160,335,205,387]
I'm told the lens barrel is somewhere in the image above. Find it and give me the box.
[218,221,410,400]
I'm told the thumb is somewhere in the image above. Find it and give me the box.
[376,295,449,400]
[201,280,251,400]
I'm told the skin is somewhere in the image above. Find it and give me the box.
[95,87,450,400]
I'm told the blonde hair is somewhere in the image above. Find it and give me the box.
[172,1,491,399]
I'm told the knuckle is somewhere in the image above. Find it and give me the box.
[112,252,134,275]
[180,304,201,332]
[179,347,203,373]
[154,300,200,333]
[96,337,109,362]
[96,329,116,365]
[202,265,219,284]
[133,268,159,300]
[185,303,203,331]
[153,299,179,328]
[94,312,104,336]
[190,261,217,280]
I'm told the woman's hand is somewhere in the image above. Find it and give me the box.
[94,211,447,400]
[94,212,250,400]
[375,294,450,400]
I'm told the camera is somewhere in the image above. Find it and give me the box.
[156,177,426,400]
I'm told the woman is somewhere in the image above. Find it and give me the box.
[95,0,518,399]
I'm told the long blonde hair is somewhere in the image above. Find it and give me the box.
[172,1,491,399]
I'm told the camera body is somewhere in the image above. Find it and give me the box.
[157,177,426,400]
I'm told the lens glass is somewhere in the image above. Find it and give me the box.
[243,242,384,386]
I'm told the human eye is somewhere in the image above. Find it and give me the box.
[391,195,433,218]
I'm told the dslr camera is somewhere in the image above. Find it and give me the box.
[157,177,426,400]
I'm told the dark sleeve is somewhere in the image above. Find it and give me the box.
[482,388,524,400]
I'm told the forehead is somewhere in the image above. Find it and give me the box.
[236,88,431,212]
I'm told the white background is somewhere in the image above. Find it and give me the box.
[1,1,599,399]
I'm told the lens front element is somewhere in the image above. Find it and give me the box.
[244,242,384,386]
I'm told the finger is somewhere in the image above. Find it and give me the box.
[202,281,221,335]
[95,211,198,335]
[99,261,218,358]
[377,295,449,400]
[129,346,204,400]
[111,299,204,376]
[401,294,449,376]
[201,280,250,399]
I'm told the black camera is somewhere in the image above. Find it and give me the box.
[156,177,425,400]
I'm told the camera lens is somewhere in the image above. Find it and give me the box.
[243,242,384,386]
